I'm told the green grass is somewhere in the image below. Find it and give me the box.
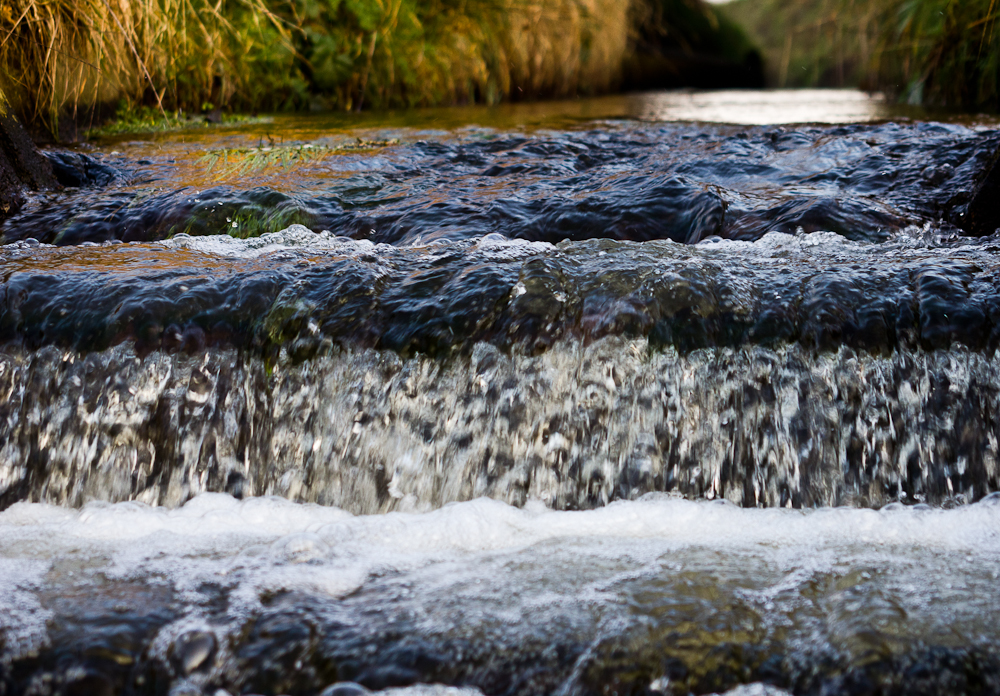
[83,103,269,137]
[0,0,761,134]
[721,0,1000,109]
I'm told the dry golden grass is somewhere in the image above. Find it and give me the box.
[501,0,630,98]
[0,0,632,130]
[0,0,292,130]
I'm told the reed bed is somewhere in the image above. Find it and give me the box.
[0,0,635,131]
[722,0,1000,109]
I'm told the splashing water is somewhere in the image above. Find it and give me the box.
[1,91,1000,695]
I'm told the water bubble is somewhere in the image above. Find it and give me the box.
[320,683,371,696]
[979,491,1000,506]
[271,532,331,563]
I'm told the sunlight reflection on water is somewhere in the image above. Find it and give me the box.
[628,88,889,124]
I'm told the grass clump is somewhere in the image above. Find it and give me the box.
[83,103,266,137]
[0,0,294,133]
[0,0,634,133]
[0,0,758,134]
[722,0,1000,110]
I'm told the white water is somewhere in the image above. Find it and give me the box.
[3,493,1000,688]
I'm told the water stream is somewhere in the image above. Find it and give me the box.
[1,90,999,696]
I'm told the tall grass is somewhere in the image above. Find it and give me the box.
[880,0,1000,107]
[722,0,1000,109]
[0,0,293,128]
[0,0,634,131]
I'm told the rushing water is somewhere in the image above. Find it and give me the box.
[2,90,1000,695]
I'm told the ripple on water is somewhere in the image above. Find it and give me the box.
[1,116,996,247]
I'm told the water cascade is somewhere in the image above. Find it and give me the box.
[1,93,999,696]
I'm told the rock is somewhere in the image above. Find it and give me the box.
[44,151,117,188]
[0,88,57,221]
[963,144,1000,236]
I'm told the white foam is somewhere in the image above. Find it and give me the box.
[162,225,386,258]
[160,227,555,262]
[2,493,999,661]
[375,687,485,696]
[3,494,1000,588]
[0,558,52,661]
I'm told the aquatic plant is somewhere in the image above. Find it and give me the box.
[199,138,398,176]
[722,0,1000,109]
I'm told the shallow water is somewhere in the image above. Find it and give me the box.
[2,90,987,248]
[3,494,1000,696]
[2,90,1000,695]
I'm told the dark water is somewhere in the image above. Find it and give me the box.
[2,90,1000,696]
[2,94,986,249]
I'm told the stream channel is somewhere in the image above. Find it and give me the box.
[1,89,1000,696]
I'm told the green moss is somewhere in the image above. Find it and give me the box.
[85,103,267,138]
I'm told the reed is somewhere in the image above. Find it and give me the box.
[722,0,1000,109]
[0,0,291,130]
[0,0,637,131]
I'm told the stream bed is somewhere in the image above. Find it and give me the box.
[1,90,1000,696]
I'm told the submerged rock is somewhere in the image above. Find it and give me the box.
[0,121,992,246]
[2,230,1000,358]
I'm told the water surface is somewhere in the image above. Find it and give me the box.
[1,90,999,696]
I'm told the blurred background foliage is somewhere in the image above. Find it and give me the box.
[722,0,1000,109]
[2,0,999,135]
[0,0,756,133]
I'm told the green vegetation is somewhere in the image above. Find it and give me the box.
[0,0,761,135]
[0,0,632,133]
[83,103,266,137]
[721,0,1000,109]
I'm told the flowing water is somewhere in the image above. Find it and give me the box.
[1,90,1000,696]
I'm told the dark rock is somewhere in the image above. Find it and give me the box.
[0,89,57,221]
[45,150,118,188]
[963,144,1000,236]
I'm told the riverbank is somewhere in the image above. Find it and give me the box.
[721,0,1000,110]
[0,0,759,136]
